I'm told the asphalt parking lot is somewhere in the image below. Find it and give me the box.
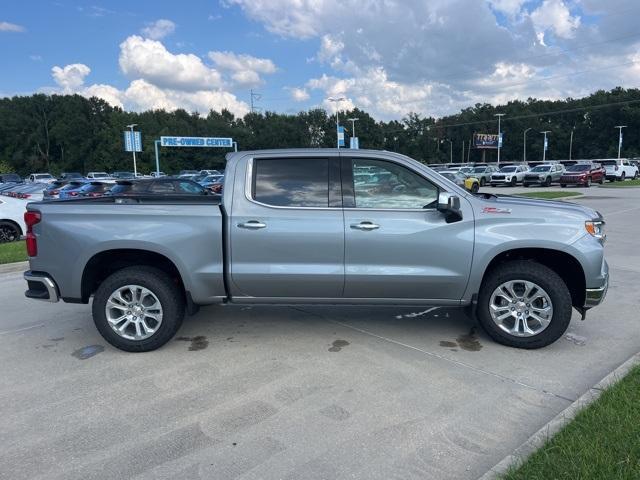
[1,185,639,480]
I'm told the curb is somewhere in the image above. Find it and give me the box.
[0,261,28,275]
[478,351,640,479]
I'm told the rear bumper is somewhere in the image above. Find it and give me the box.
[24,271,60,302]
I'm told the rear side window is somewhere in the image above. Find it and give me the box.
[178,181,205,194]
[253,158,329,207]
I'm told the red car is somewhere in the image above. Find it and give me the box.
[560,163,605,187]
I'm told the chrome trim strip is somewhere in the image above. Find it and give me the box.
[584,282,608,308]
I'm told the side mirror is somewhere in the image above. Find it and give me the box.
[437,192,462,222]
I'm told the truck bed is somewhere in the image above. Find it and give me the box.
[27,194,226,305]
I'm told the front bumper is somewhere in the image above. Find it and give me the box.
[24,271,60,302]
[584,261,609,308]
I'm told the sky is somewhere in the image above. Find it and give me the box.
[2,0,640,120]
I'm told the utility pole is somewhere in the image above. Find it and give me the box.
[541,131,551,162]
[495,113,505,165]
[461,140,465,162]
[569,126,575,160]
[327,97,346,148]
[250,89,262,113]
[615,125,627,159]
[126,123,138,177]
[523,127,532,163]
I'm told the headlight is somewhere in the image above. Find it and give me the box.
[585,220,605,241]
[539,175,545,180]
[505,176,511,181]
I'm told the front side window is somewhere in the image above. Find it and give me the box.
[178,181,205,194]
[253,158,329,207]
[351,158,438,209]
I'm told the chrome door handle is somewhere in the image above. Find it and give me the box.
[238,220,267,229]
[350,222,380,231]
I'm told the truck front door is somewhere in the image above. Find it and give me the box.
[229,155,344,298]
[341,156,475,301]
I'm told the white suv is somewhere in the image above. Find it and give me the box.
[490,165,529,187]
[26,173,56,184]
[601,159,638,182]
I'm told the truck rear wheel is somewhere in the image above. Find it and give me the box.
[477,260,572,349]
[92,266,185,352]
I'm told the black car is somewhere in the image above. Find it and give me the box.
[0,173,23,184]
[107,178,209,196]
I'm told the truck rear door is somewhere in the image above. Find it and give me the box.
[229,155,344,299]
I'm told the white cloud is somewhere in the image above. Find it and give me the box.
[48,35,253,117]
[530,0,581,39]
[52,64,91,93]
[141,19,176,40]
[289,87,310,102]
[0,21,25,32]
[83,84,125,109]
[487,0,528,17]
[119,35,222,91]
[208,51,277,86]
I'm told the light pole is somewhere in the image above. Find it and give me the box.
[327,97,346,148]
[569,126,575,160]
[495,113,505,165]
[540,131,551,162]
[126,123,138,176]
[615,125,627,159]
[154,140,160,176]
[347,117,359,137]
[233,141,238,152]
[523,127,532,163]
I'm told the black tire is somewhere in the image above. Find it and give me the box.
[619,173,625,182]
[471,183,479,194]
[510,177,517,187]
[0,221,21,243]
[584,177,591,188]
[480,177,486,187]
[477,260,572,349]
[544,176,552,187]
[522,183,529,188]
[560,184,566,188]
[598,176,604,185]
[92,266,185,352]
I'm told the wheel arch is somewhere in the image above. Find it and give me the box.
[0,219,23,237]
[479,247,586,309]
[81,249,186,303]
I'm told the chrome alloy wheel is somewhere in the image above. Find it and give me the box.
[105,285,163,341]
[489,280,553,337]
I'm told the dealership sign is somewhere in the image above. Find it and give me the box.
[473,133,501,149]
[160,136,233,148]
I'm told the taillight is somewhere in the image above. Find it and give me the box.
[24,211,41,257]
[70,191,78,196]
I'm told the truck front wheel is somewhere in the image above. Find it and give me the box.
[477,261,572,349]
[92,266,185,352]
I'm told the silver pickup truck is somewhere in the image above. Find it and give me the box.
[23,149,609,352]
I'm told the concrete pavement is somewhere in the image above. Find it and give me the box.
[0,184,638,480]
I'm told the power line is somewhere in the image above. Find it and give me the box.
[250,89,262,113]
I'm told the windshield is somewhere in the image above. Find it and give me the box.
[499,166,517,172]
[530,166,551,172]
[35,174,53,179]
[471,167,487,173]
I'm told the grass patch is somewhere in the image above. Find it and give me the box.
[600,179,640,188]
[503,365,640,480]
[0,240,27,264]
[513,191,583,200]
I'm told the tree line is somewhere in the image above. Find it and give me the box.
[1,87,640,175]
